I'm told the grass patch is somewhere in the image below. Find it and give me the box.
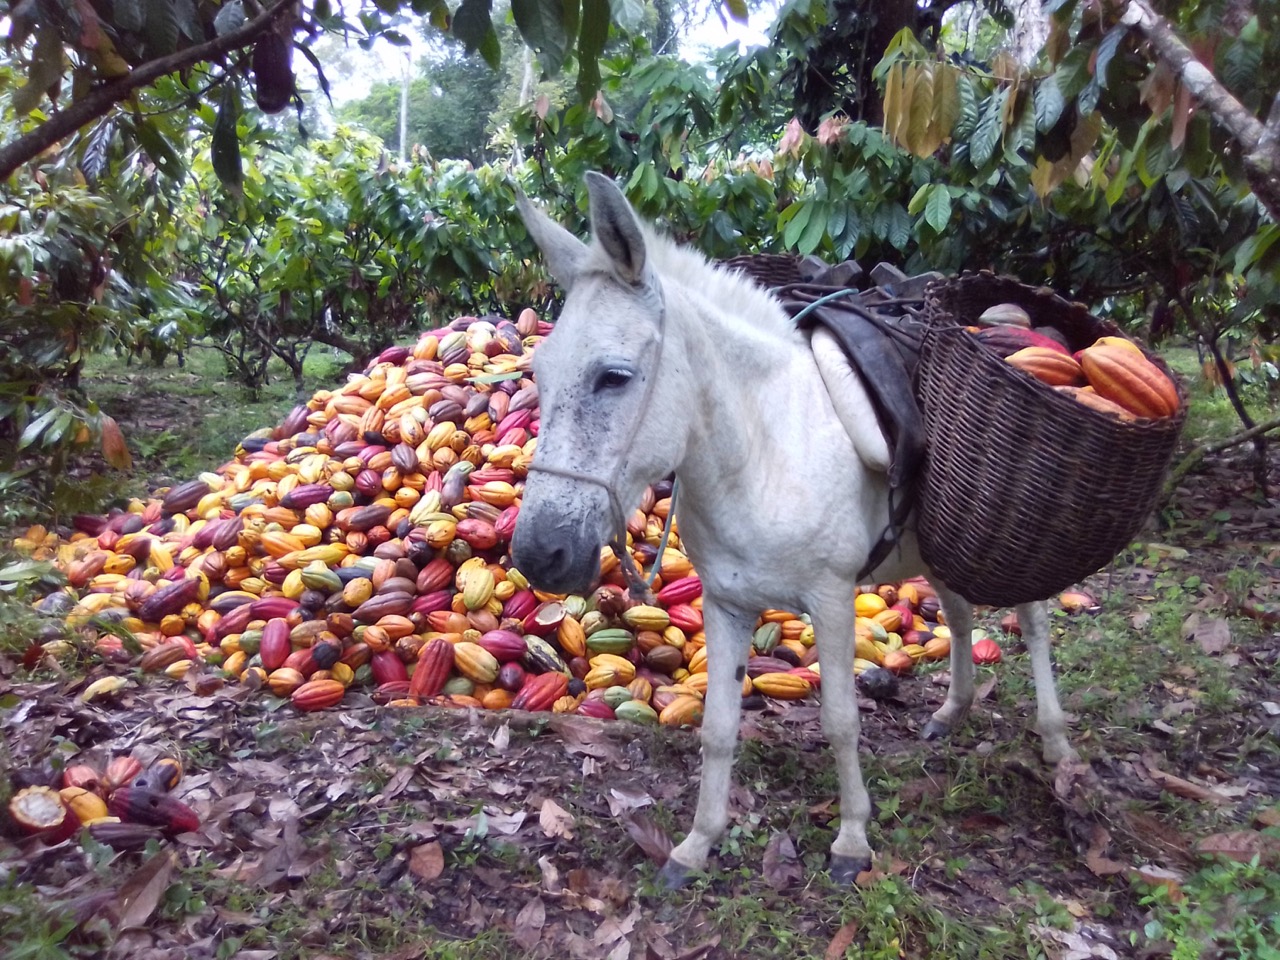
[80,346,351,486]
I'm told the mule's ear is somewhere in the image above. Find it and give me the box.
[516,193,588,290]
[585,171,647,286]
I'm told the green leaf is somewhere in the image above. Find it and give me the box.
[1093,25,1128,88]
[725,0,749,25]
[797,205,826,255]
[294,43,332,104]
[613,0,644,31]
[1034,74,1065,133]
[576,0,609,98]
[453,0,501,68]
[114,0,144,33]
[1233,224,1280,274]
[886,203,910,250]
[18,407,59,451]
[144,0,180,58]
[782,202,813,249]
[924,185,951,233]
[969,88,1008,168]
[906,183,932,216]
[512,0,570,75]
[1105,118,1151,207]
[953,72,980,140]
[12,26,63,117]
[211,85,243,194]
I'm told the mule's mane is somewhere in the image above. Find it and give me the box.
[584,224,799,341]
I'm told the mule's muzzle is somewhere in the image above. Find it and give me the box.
[510,525,601,595]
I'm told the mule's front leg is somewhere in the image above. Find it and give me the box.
[660,597,754,889]
[922,581,975,742]
[1017,600,1077,764]
[811,596,873,883]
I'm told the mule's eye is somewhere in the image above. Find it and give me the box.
[595,367,633,391]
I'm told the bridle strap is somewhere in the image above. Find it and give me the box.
[525,279,669,604]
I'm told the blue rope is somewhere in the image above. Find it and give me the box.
[786,286,867,325]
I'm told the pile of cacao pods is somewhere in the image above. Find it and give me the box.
[969,305,1180,421]
[7,752,200,849]
[14,310,990,728]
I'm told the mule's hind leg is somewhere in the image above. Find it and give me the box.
[661,597,754,888]
[922,581,975,742]
[1017,600,1077,764]
[811,594,874,883]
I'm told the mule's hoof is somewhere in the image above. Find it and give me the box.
[829,853,872,885]
[658,858,694,890]
[921,719,952,741]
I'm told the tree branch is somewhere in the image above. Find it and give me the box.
[1121,0,1280,219]
[0,0,295,182]
[1164,412,1280,495]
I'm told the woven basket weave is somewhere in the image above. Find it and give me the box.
[915,272,1186,607]
[718,253,806,290]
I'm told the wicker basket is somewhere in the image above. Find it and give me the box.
[915,272,1186,607]
[718,253,806,290]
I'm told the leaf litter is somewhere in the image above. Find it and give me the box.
[2,451,1280,957]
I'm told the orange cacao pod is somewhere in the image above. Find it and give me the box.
[1079,344,1179,418]
[291,678,345,711]
[1005,347,1085,387]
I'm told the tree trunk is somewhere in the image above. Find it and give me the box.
[1121,0,1280,220]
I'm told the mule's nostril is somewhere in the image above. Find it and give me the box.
[547,545,568,574]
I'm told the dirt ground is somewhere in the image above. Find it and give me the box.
[2,420,1279,959]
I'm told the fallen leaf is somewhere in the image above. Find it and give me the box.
[824,920,858,959]
[539,798,575,839]
[1133,865,1185,901]
[375,765,415,802]
[761,831,802,889]
[408,842,444,881]
[1197,831,1277,863]
[489,722,510,752]
[1084,826,1128,877]
[1195,618,1231,654]
[606,786,653,817]
[537,855,561,892]
[1130,611,1151,630]
[1143,760,1231,804]
[1063,898,1090,918]
[623,813,673,865]
[115,849,177,929]
[1254,807,1280,828]
[485,810,527,835]
[513,897,545,950]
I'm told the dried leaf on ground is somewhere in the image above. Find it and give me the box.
[408,841,444,881]
[539,798,575,839]
[761,831,802,889]
[513,897,546,950]
[114,849,177,929]
[623,812,673,865]
[606,786,653,817]
[1084,826,1128,877]
[824,921,858,959]
[1181,613,1232,654]
[1254,807,1280,828]
[1142,759,1231,804]
[1197,830,1278,863]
